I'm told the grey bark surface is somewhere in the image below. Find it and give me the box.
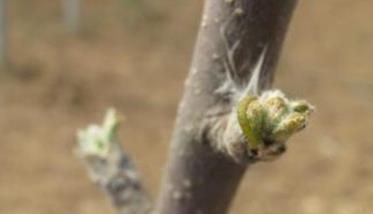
[155,0,298,214]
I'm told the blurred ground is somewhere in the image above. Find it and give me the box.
[0,0,372,214]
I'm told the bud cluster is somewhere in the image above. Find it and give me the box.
[237,90,314,158]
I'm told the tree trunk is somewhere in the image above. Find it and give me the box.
[155,0,298,213]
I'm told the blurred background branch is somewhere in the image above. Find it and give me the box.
[63,0,81,34]
[76,109,151,214]
[0,0,8,66]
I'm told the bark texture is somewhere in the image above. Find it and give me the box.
[155,0,298,213]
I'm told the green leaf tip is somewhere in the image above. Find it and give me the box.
[237,96,263,150]
[77,108,122,158]
[237,90,314,155]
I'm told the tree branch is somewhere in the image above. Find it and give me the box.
[155,0,299,213]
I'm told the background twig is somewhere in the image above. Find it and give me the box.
[76,110,151,214]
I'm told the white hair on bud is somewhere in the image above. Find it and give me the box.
[259,89,288,102]
[231,46,268,104]
[242,46,268,97]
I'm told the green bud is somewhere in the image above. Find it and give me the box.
[246,100,267,147]
[263,96,289,123]
[77,108,120,158]
[236,90,314,159]
[291,100,313,115]
[272,112,307,142]
[237,96,261,150]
